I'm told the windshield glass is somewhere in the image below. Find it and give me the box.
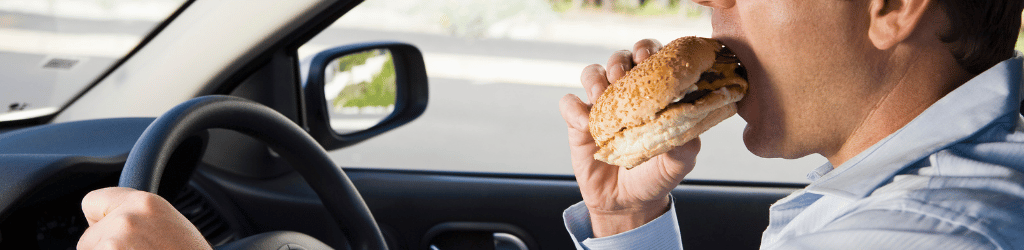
[0,0,187,122]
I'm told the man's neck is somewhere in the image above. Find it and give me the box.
[825,47,974,167]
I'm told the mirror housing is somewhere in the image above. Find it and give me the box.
[303,42,428,151]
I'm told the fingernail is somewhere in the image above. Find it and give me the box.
[590,85,602,101]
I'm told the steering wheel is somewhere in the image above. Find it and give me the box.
[118,95,388,250]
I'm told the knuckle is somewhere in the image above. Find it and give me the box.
[613,50,632,58]
[76,237,90,249]
[129,191,166,212]
[113,214,140,231]
[635,39,654,47]
[582,64,607,82]
[635,39,663,53]
[98,237,129,250]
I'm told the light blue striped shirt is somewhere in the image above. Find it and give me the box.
[565,53,1024,250]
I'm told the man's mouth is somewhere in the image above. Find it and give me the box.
[676,46,748,106]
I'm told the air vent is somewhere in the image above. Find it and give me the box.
[172,185,237,246]
[40,57,80,70]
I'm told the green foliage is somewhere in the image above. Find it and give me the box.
[546,0,706,17]
[334,50,376,73]
[623,1,712,17]
[332,51,397,109]
[549,0,573,13]
[1016,31,1023,52]
[617,1,679,16]
[436,0,557,38]
[682,4,706,18]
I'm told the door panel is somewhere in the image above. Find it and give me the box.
[346,169,799,250]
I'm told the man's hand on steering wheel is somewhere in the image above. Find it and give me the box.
[78,187,210,250]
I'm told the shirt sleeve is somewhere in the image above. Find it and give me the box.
[563,196,684,250]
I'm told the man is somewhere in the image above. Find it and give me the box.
[75,0,1023,249]
[559,0,1024,249]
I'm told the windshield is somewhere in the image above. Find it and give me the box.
[0,0,188,122]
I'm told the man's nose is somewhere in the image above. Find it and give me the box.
[691,0,735,9]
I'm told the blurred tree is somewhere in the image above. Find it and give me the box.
[645,0,672,9]
[620,0,640,8]
[1014,11,1022,51]
[557,0,685,13]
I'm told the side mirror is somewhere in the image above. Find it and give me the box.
[303,42,428,150]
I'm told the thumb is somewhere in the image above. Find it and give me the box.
[81,187,138,226]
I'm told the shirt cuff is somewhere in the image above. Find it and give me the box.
[563,196,684,250]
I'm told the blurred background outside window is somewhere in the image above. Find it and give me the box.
[2,1,1020,184]
[302,1,1024,184]
[301,0,832,183]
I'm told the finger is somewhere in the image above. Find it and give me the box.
[659,137,701,181]
[606,50,634,84]
[632,39,664,64]
[82,187,139,226]
[561,94,614,185]
[559,94,591,134]
[77,225,100,249]
[581,64,609,104]
[77,211,125,250]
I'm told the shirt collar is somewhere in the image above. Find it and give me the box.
[804,53,1024,200]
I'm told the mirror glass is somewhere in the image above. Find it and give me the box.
[323,48,398,134]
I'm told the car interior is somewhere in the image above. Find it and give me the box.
[0,0,808,249]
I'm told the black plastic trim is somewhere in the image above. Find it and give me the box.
[341,168,809,189]
[422,222,538,250]
[194,0,365,136]
[202,0,365,95]
[343,168,798,249]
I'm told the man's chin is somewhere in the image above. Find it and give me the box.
[741,124,772,158]
[741,123,788,159]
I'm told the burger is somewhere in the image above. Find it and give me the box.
[589,36,749,169]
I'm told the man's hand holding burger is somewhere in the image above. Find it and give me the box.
[559,39,701,237]
[561,36,748,237]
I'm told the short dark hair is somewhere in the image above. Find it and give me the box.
[935,0,1023,74]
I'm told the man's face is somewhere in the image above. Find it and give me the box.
[708,0,881,159]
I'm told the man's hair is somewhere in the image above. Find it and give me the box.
[936,0,1023,74]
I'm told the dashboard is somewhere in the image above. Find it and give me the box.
[0,118,239,249]
[0,175,111,249]
[0,117,355,249]
[0,172,237,249]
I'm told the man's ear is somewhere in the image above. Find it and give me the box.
[868,0,934,50]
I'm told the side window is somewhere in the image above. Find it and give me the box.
[299,0,825,184]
